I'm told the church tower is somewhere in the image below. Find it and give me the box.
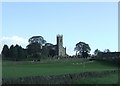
[57,34,66,56]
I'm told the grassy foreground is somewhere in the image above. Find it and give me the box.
[2,58,118,78]
[76,74,118,84]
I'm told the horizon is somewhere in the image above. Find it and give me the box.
[1,2,118,55]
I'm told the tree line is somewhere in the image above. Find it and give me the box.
[2,36,57,61]
[1,35,111,61]
[2,44,27,61]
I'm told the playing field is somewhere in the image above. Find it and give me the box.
[2,58,118,78]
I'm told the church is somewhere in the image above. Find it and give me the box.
[56,34,66,56]
[41,34,67,57]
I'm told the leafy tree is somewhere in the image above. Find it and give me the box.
[41,46,49,59]
[49,49,56,57]
[94,49,101,56]
[27,36,46,59]
[41,43,56,58]
[26,43,42,58]
[104,49,110,53]
[28,36,46,49]
[45,43,56,57]
[44,43,53,56]
[74,41,91,58]
[45,43,54,46]
[2,45,10,58]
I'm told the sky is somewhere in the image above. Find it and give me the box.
[1,2,118,55]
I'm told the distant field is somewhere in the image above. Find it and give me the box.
[2,58,118,78]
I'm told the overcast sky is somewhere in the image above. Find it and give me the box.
[1,2,118,55]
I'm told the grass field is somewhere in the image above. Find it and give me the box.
[2,58,118,78]
[0,65,1,78]
[76,74,118,84]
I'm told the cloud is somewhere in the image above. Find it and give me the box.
[0,36,28,53]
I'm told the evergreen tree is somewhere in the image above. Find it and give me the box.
[9,45,17,60]
[2,45,10,58]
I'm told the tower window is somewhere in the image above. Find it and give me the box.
[60,38,62,42]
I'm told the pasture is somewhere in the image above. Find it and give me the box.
[2,58,118,78]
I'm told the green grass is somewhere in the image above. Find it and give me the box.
[0,58,1,85]
[2,59,118,78]
[76,74,119,84]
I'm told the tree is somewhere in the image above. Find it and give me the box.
[2,44,27,61]
[104,49,110,53]
[22,49,27,59]
[49,49,56,57]
[45,43,54,47]
[14,44,27,60]
[26,43,42,58]
[94,49,101,56]
[28,36,46,49]
[2,45,10,58]
[45,43,56,57]
[16,45,23,59]
[74,41,91,58]
[9,45,16,60]
[14,45,19,60]
[27,36,46,59]
[41,43,56,58]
